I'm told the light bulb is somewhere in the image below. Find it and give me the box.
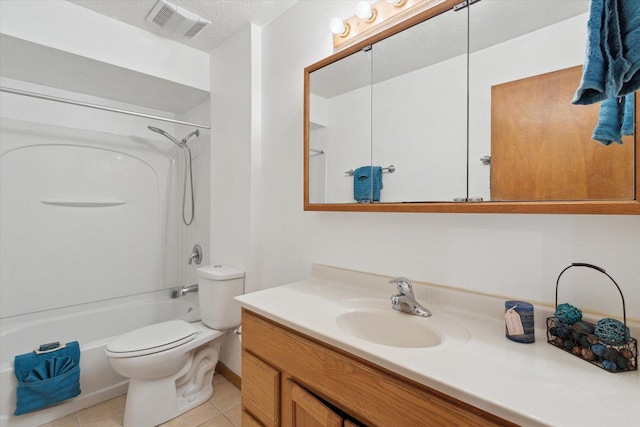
[386,0,406,6]
[356,1,375,21]
[330,18,348,36]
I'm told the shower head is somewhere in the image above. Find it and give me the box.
[147,126,184,147]
[181,129,200,146]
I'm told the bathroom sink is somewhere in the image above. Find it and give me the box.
[337,309,442,348]
[323,299,470,349]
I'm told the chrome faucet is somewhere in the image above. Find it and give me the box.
[171,284,198,298]
[389,277,431,317]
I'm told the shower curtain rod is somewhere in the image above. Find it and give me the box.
[0,86,211,130]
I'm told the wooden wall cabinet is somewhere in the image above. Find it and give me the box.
[241,309,516,426]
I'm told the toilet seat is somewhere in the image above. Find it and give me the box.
[106,320,197,358]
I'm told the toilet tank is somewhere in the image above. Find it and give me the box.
[196,265,245,330]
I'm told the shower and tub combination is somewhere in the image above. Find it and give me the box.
[0,86,221,427]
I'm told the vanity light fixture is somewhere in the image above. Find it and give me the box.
[331,0,438,49]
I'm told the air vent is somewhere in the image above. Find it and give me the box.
[146,0,211,39]
[151,5,175,27]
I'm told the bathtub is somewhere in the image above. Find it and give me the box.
[0,293,199,427]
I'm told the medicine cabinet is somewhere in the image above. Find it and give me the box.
[304,0,639,214]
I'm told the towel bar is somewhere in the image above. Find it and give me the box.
[345,165,395,176]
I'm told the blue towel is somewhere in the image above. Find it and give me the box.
[13,341,81,415]
[593,92,635,145]
[573,0,640,104]
[572,0,607,105]
[353,166,383,202]
[621,92,636,135]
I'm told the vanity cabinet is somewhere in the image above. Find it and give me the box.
[241,309,516,426]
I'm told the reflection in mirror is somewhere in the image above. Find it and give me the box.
[467,0,635,201]
[305,0,639,213]
[371,6,467,202]
[309,49,372,203]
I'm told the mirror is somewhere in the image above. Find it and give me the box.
[304,0,639,214]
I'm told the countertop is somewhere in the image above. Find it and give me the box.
[235,264,640,426]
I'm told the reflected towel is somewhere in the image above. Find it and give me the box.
[13,342,81,415]
[593,92,635,145]
[573,0,640,104]
[353,166,383,202]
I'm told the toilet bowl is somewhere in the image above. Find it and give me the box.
[105,265,244,427]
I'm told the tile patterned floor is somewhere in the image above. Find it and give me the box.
[41,373,241,427]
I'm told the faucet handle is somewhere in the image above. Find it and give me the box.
[389,277,415,297]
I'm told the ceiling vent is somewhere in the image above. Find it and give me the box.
[146,0,211,38]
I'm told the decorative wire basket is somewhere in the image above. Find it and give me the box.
[546,263,637,373]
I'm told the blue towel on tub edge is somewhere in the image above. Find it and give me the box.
[13,341,81,415]
[353,166,383,202]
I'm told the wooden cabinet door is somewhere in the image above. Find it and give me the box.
[242,350,280,426]
[285,379,343,427]
[491,65,635,201]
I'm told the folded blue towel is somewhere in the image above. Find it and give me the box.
[13,341,81,415]
[573,0,640,104]
[353,166,383,202]
[593,93,635,145]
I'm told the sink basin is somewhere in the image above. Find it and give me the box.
[323,298,470,349]
[337,309,442,348]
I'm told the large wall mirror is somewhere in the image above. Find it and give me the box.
[304,0,639,214]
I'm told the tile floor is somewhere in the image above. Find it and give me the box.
[41,373,241,427]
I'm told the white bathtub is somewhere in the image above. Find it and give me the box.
[0,294,199,427]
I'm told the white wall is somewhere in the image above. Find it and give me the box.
[209,24,262,374]
[248,2,640,324]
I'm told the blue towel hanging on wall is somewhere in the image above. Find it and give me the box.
[573,0,640,145]
[353,166,383,202]
[13,341,81,416]
[593,92,635,144]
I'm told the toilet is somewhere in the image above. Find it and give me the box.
[105,265,244,427]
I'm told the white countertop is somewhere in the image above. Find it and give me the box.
[235,265,640,426]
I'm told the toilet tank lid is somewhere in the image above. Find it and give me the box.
[197,265,244,280]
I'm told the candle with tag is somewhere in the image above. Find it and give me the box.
[505,300,535,343]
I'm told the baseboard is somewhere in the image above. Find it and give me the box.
[215,361,241,390]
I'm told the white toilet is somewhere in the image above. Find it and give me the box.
[105,265,244,427]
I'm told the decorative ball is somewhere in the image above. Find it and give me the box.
[591,343,606,358]
[603,348,619,362]
[594,318,630,345]
[563,339,574,351]
[572,346,582,356]
[573,321,595,334]
[581,348,596,361]
[555,303,582,325]
[616,355,629,369]
[579,335,591,348]
[619,348,634,360]
[601,359,618,371]
[587,335,600,345]
[554,336,564,347]
[556,325,571,339]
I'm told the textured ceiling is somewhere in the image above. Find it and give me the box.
[66,0,300,53]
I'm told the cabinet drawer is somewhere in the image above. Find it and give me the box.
[242,350,280,426]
